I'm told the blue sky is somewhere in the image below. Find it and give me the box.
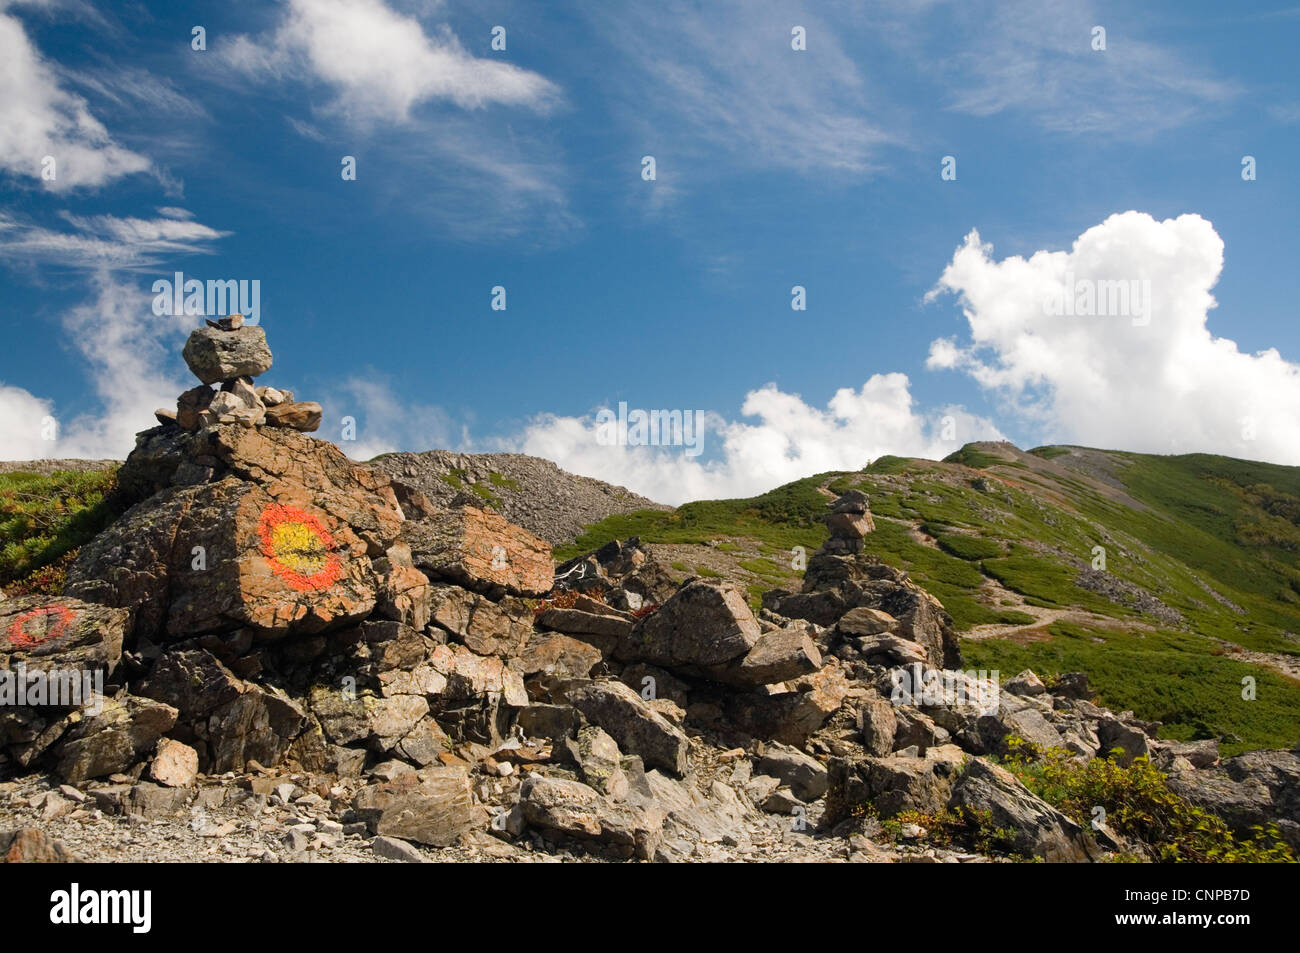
[1,0,1298,503]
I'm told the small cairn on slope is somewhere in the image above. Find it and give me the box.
[154,314,322,433]
[820,489,874,555]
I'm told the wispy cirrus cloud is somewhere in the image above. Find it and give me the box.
[0,209,227,270]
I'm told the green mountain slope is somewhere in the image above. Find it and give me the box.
[559,442,1300,755]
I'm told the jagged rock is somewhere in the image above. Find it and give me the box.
[256,385,290,406]
[1167,749,1300,849]
[373,546,433,631]
[756,742,828,801]
[182,325,273,384]
[429,585,533,657]
[825,744,967,823]
[836,606,896,637]
[176,384,215,430]
[560,726,628,797]
[1,827,82,863]
[402,506,552,598]
[149,738,199,787]
[710,627,822,686]
[1,595,127,679]
[857,691,899,756]
[616,580,760,669]
[948,758,1100,862]
[562,679,689,776]
[352,765,478,847]
[538,607,634,653]
[55,694,178,782]
[723,665,852,747]
[518,632,603,679]
[66,479,378,642]
[761,786,804,815]
[1096,715,1152,766]
[619,663,689,708]
[1005,669,1046,696]
[139,650,306,772]
[519,773,665,860]
[371,835,427,863]
[264,401,322,432]
[517,704,582,741]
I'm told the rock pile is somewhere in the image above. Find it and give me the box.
[4,333,1298,864]
[155,314,322,433]
[821,489,874,555]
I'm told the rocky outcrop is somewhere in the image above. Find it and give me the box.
[7,324,1294,867]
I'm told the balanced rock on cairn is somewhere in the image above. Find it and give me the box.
[820,489,874,555]
[155,314,323,433]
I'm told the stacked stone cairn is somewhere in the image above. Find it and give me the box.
[820,489,874,555]
[154,314,323,433]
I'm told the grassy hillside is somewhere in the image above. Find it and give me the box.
[0,467,121,597]
[561,443,1300,755]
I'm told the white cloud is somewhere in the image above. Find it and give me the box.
[588,0,895,181]
[509,377,1003,505]
[0,210,227,270]
[0,273,194,460]
[0,8,150,188]
[219,0,559,123]
[926,210,1300,461]
[920,0,1241,135]
[0,210,229,461]
[327,375,466,463]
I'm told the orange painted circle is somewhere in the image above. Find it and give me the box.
[257,503,343,592]
[7,605,76,649]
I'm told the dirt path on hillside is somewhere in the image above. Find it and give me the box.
[961,577,1137,642]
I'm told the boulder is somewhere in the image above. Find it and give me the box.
[264,401,322,432]
[54,694,179,782]
[149,738,199,787]
[1167,749,1300,849]
[519,774,664,860]
[562,679,689,776]
[0,828,82,863]
[616,580,760,669]
[1,596,127,679]
[182,325,273,384]
[713,627,822,686]
[352,765,478,847]
[948,758,1100,862]
[139,650,307,772]
[824,744,967,823]
[429,585,533,658]
[756,742,828,801]
[67,479,378,641]
[518,632,603,679]
[402,506,552,598]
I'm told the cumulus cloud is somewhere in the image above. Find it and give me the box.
[219,0,559,123]
[509,376,1003,505]
[0,7,150,188]
[926,210,1300,461]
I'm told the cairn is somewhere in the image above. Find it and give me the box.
[154,314,322,433]
[819,488,874,555]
